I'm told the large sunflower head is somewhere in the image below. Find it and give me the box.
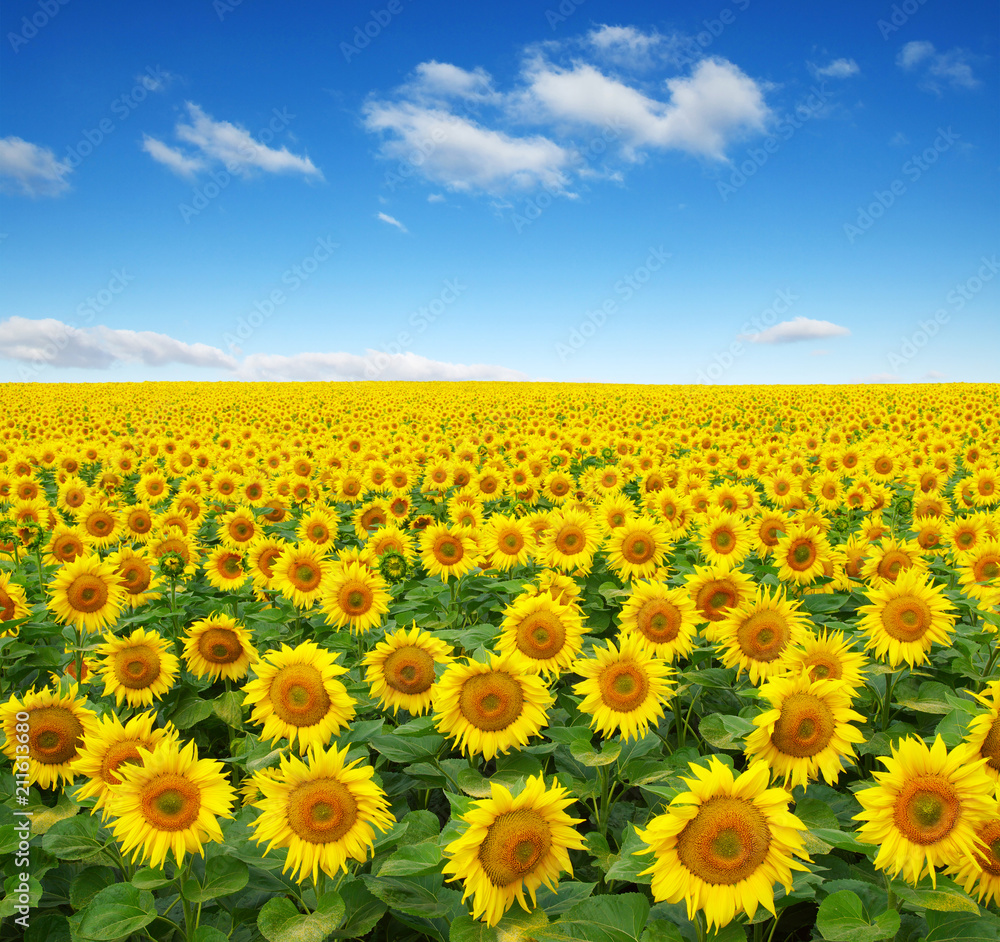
[635,757,811,930]
[571,633,674,742]
[783,628,869,690]
[217,505,260,548]
[496,593,586,677]
[419,523,480,582]
[47,553,126,634]
[432,652,553,760]
[606,515,672,581]
[243,641,355,753]
[363,623,454,715]
[272,544,330,610]
[854,736,997,887]
[109,739,235,870]
[107,546,162,609]
[617,579,698,663]
[860,536,930,586]
[183,613,259,682]
[539,508,604,574]
[247,536,287,590]
[684,564,757,626]
[0,572,29,632]
[965,681,1000,790]
[320,561,391,635]
[481,514,534,572]
[442,773,585,927]
[774,525,832,586]
[0,683,98,789]
[697,509,752,570]
[249,743,395,884]
[96,627,179,708]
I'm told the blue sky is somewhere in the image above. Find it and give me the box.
[1,0,997,384]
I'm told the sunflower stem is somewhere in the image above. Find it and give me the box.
[695,910,708,942]
[673,698,686,749]
[314,870,327,907]
[764,911,782,942]
[170,579,179,636]
[881,671,895,732]
[74,626,85,691]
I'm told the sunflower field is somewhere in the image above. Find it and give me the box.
[2,381,1000,942]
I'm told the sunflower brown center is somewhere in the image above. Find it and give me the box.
[198,627,243,664]
[434,536,463,564]
[893,775,960,845]
[878,551,914,581]
[119,560,151,594]
[554,525,585,556]
[339,581,374,616]
[712,529,734,552]
[478,809,552,887]
[113,644,162,689]
[459,671,524,731]
[291,562,322,592]
[383,646,436,695]
[880,595,932,642]
[68,574,110,613]
[771,692,835,757]
[623,533,656,564]
[676,796,772,885]
[499,529,524,554]
[270,664,332,727]
[86,511,114,536]
[804,654,842,682]
[100,740,146,785]
[515,612,566,661]
[973,821,1000,876]
[141,773,201,831]
[598,661,650,713]
[28,706,84,765]
[697,581,738,621]
[286,778,358,844]
[736,610,791,662]
[789,540,817,570]
[980,717,1000,771]
[636,599,681,644]
[975,557,1000,582]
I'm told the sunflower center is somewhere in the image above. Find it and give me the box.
[676,796,772,885]
[478,809,552,888]
[198,627,243,664]
[229,521,254,542]
[712,530,734,552]
[555,525,585,556]
[291,562,322,592]
[789,541,817,570]
[119,560,151,594]
[68,574,110,613]
[113,644,162,689]
[805,656,840,682]
[980,717,1000,771]
[878,551,913,581]
[101,740,145,785]
[697,581,737,621]
[771,692,835,757]
[339,582,374,616]
[383,647,436,694]
[141,773,201,831]
[286,778,358,844]
[516,612,566,661]
[87,512,114,536]
[270,664,332,727]
[623,533,655,564]
[636,599,681,644]
[598,661,650,713]
[975,557,1000,582]
[974,822,1000,876]
[257,548,280,579]
[880,595,932,642]
[499,530,524,554]
[737,611,790,662]
[458,671,524,731]
[893,775,960,845]
[434,536,463,564]
[220,554,243,578]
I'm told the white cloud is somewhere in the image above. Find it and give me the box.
[889,131,909,146]
[363,100,572,193]
[377,212,408,232]
[237,351,530,382]
[142,135,205,177]
[404,61,498,103]
[811,58,860,79]
[897,42,979,91]
[810,349,832,356]
[748,317,851,344]
[145,103,322,179]
[0,137,72,197]
[0,317,237,370]
[427,193,445,202]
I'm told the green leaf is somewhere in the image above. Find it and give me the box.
[169,693,215,729]
[69,866,117,910]
[450,908,550,941]
[570,738,622,767]
[605,825,653,885]
[698,713,756,750]
[24,913,71,942]
[212,689,245,728]
[29,789,80,833]
[370,731,445,763]
[678,668,737,689]
[810,828,872,854]
[362,873,463,919]
[324,880,387,940]
[534,893,651,942]
[895,681,956,715]
[892,877,981,913]
[258,891,347,942]
[130,867,171,889]
[585,832,614,872]
[192,928,230,942]
[924,910,1000,941]
[181,856,249,902]
[41,814,109,862]
[800,594,849,614]
[72,883,156,941]
[379,842,443,877]
[816,890,901,942]
[641,922,684,942]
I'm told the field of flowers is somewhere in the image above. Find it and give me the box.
[1,381,999,942]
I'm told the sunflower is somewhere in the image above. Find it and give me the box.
[296,506,340,550]
[217,505,260,548]
[496,593,586,676]
[957,540,1000,607]
[698,509,752,570]
[617,580,698,663]
[433,652,553,760]
[745,674,866,790]
[243,641,356,753]
[572,634,673,742]
[714,585,810,684]
[248,536,287,591]
[783,628,868,689]
[0,572,29,633]
[362,525,416,566]
[857,568,957,668]
[751,510,789,558]
[72,710,177,819]
[861,536,930,586]
[685,564,757,625]
[419,523,480,581]
[203,546,249,592]
[0,684,98,789]
[964,681,1000,791]
[107,546,162,608]
[249,743,394,883]
[479,514,534,571]
[944,515,988,557]
[43,524,90,567]
[854,736,997,886]
[320,562,391,635]
[363,623,454,715]
[96,627,179,708]
[605,515,672,581]
[539,508,604,574]
[774,525,831,586]
[530,568,583,611]
[183,613,259,682]
[945,816,1000,906]
[635,756,811,930]
[77,500,123,548]
[109,739,235,869]
[272,544,330,609]
[595,492,638,530]
[443,773,585,927]
[47,554,126,634]
[971,468,1000,507]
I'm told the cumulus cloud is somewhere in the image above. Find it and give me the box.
[144,102,322,179]
[897,41,980,91]
[748,317,851,344]
[237,351,530,382]
[0,137,72,197]
[377,212,408,232]
[403,61,498,103]
[810,58,860,79]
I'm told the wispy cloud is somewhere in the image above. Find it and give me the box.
[376,212,408,232]
[748,317,851,344]
[141,135,205,177]
[0,137,72,197]
[237,351,529,382]
[896,41,980,92]
[810,58,860,79]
